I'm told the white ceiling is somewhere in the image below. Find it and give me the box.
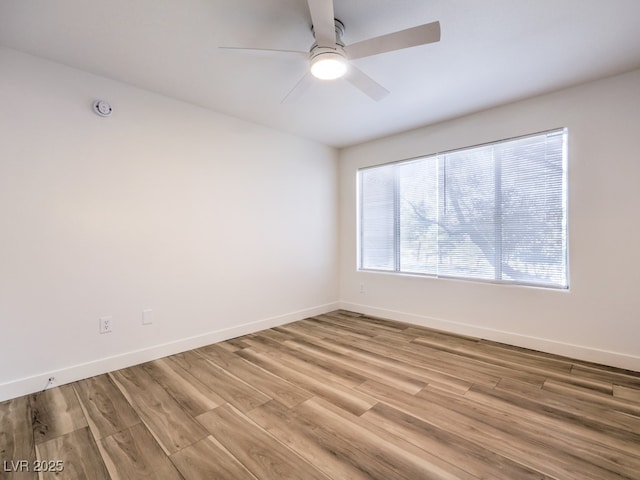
[1,0,640,148]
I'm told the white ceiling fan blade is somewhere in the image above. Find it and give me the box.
[345,21,441,60]
[281,72,315,104]
[219,46,307,57]
[307,0,336,46]
[345,65,390,101]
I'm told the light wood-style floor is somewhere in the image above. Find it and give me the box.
[2,310,640,479]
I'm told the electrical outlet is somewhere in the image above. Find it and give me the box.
[360,283,366,294]
[142,309,153,325]
[99,316,113,334]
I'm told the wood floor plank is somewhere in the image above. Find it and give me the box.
[216,340,242,352]
[334,311,418,333]
[405,337,556,387]
[110,365,208,455]
[170,435,258,480]
[35,427,109,480]
[30,385,87,445]
[477,338,577,372]
[99,422,183,480]
[196,344,312,408]
[313,333,475,394]
[293,397,478,480]
[349,330,532,387]
[372,329,420,344]
[413,336,615,394]
[0,396,36,480]
[275,321,359,344]
[141,357,226,417]
[236,347,376,416]
[613,384,640,402]
[247,400,375,480]
[571,364,640,389]
[245,333,368,388]
[225,338,252,350]
[543,379,640,417]
[249,327,292,344]
[197,404,331,480]
[282,336,427,394]
[74,374,140,440]
[405,327,481,349]
[319,332,478,389]
[497,377,640,435]
[357,380,625,480]
[462,384,640,476]
[361,402,554,480]
[167,350,270,413]
[300,316,378,339]
[319,311,409,335]
[195,342,241,369]
[417,384,636,480]
[361,331,518,389]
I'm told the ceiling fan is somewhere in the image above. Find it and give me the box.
[221,0,441,102]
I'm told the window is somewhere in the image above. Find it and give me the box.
[358,129,568,288]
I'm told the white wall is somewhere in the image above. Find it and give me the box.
[0,47,339,401]
[339,68,640,371]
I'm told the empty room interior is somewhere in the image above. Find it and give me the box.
[1,1,640,479]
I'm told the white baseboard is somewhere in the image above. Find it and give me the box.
[0,302,339,402]
[339,302,640,372]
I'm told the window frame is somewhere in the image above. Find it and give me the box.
[357,128,569,289]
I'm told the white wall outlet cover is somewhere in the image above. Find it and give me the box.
[99,316,113,334]
[93,100,113,117]
[142,309,153,325]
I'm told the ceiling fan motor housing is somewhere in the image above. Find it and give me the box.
[309,19,348,79]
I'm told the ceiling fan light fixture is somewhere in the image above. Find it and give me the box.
[310,50,348,80]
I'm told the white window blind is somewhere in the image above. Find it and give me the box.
[358,129,568,288]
